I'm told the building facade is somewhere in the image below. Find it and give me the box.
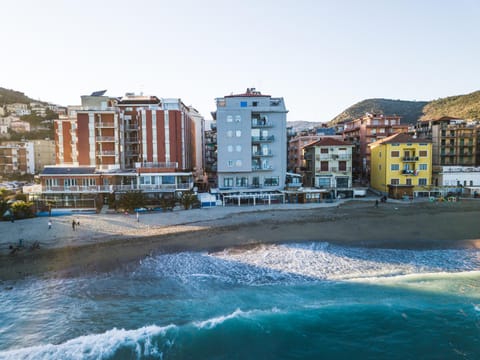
[342,113,407,181]
[214,88,287,190]
[303,138,354,196]
[0,142,35,175]
[369,133,432,199]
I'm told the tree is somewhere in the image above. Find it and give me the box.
[178,191,199,210]
[10,200,35,219]
[117,191,146,212]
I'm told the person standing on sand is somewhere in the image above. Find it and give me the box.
[48,219,52,230]
[72,219,76,231]
[136,211,139,222]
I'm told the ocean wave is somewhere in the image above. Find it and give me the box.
[194,307,281,329]
[0,325,176,360]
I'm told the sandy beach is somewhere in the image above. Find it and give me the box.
[1,199,479,281]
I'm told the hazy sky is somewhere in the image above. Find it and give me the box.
[1,0,479,122]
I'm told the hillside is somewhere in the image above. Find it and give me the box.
[287,120,324,131]
[420,90,480,121]
[329,98,428,126]
[0,87,41,105]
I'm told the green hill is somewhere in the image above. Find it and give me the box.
[420,90,480,121]
[0,87,41,105]
[329,98,428,126]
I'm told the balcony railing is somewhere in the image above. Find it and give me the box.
[252,135,274,142]
[402,169,417,175]
[43,183,194,193]
[96,136,115,142]
[96,122,115,128]
[252,150,273,157]
[251,120,273,128]
[402,156,419,162]
[97,150,116,156]
[136,162,179,169]
[125,137,139,143]
[252,165,273,171]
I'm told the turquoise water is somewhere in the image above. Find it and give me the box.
[0,242,479,359]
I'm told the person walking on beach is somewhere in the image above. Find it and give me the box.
[72,219,76,231]
[48,219,52,230]
[136,211,139,223]
[76,217,80,227]
[375,199,379,208]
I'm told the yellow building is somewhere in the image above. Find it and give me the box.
[369,133,432,199]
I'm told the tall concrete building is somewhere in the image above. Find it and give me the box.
[213,88,287,190]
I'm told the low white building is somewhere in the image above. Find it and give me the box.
[433,165,480,188]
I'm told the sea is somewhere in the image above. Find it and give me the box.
[0,242,479,359]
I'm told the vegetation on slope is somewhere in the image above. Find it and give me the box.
[329,98,428,126]
[0,87,42,105]
[420,90,480,121]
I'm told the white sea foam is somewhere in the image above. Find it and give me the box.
[0,325,176,360]
[194,307,281,329]
[210,242,480,283]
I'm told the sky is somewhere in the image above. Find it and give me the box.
[1,0,480,122]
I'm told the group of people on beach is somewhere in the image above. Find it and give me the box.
[47,218,80,231]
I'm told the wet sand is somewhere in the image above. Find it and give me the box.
[1,200,479,281]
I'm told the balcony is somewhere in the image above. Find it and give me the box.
[97,150,116,156]
[135,161,179,169]
[96,136,115,142]
[252,165,273,171]
[402,156,419,162]
[251,119,273,128]
[96,122,115,128]
[252,135,274,142]
[252,150,273,157]
[402,169,417,175]
[43,183,194,193]
[125,137,139,144]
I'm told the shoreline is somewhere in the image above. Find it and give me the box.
[1,200,480,281]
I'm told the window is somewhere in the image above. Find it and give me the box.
[236,160,242,167]
[224,177,234,187]
[252,101,258,107]
[236,177,248,187]
[339,161,347,171]
[419,150,427,157]
[236,145,242,152]
[264,176,279,186]
[317,177,330,188]
[391,151,400,157]
[227,145,233,152]
[320,148,328,154]
[226,115,233,122]
[227,130,233,137]
[236,130,242,137]
[320,161,329,171]
[391,179,400,185]
[419,164,427,170]
[391,164,399,171]
[162,176,175,184]
[240,101,247,107]
[252,177,260,187]
[235,115,241,122]
[406,178,412,186]
[227,160,233,167]
[418,178,427,186]
[378,164,382,170]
